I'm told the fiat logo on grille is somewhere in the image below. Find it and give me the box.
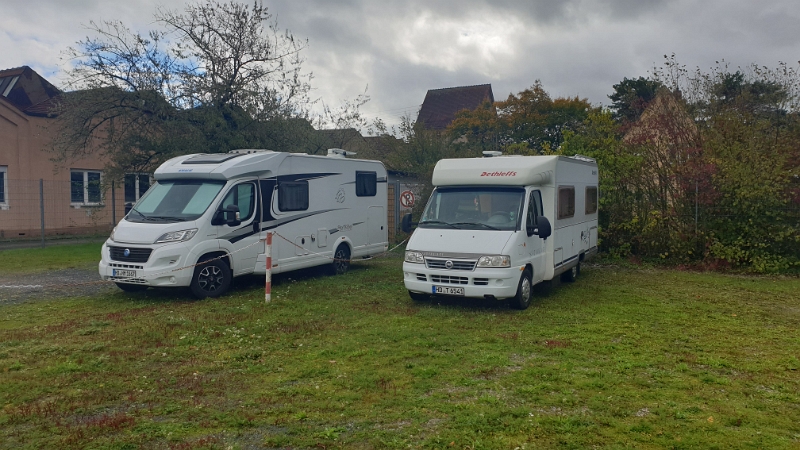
[445,260,454,269]
[124,249,131,257]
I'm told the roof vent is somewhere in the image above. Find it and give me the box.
[569,154,596,163]
[482,151,503,158]
[327,148,356,158]
[230,149,272,154]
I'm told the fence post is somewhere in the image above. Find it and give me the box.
[265,232,272,303]
[394,181,400,236]
[111,182,116,226]
[39,179,45,248]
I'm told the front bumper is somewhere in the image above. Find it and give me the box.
[98,241,195,287]
[403,262,523,300]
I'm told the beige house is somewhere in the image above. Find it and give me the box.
[0,66,139,240]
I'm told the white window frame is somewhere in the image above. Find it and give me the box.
[124,173,153,203]
[0,166,8,210]
[70,169,104,207]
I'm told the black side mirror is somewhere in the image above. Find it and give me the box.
[401,213,416,233]
[534,216,551,239]
[224,204,241,227]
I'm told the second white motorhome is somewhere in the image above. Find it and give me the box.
[402,153,598,309]
[99,149,388,298]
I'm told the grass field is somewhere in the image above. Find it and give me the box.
[1,245,799,449]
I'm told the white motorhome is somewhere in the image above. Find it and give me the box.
[402,154,598,309]
[99,149,388,298]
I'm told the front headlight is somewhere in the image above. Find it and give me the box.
[404,250,425,264]
[109,227,117,242]
[155,229,198,244]
[476,255,511,268]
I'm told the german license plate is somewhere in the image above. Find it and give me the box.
[113,269,137,278]
[433,285,464,296]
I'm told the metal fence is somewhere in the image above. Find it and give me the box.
[0,179,123,246]
[0,178,426,246]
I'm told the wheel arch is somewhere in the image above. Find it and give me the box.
[196,251,231,271]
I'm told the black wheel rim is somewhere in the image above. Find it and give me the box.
[198,265,224,292]
[334,249,349,274]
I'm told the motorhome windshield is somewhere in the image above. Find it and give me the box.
[126,180,226,223]
[419,187,524,231]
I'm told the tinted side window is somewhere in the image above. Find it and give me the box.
[558,186,575,219]
[279,181,309,211]
[222,182,256,221]
[585,186,598,214]
[526,190,544,229]
[356,171,377,197]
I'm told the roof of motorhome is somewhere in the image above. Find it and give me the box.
[154,150,386,181]
[432,155,596,187]
[154,151,286,180]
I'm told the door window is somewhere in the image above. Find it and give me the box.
[526,190,543,230]
[221,182,256,221]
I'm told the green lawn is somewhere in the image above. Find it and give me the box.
[0,242,103,274]
[1,250,799,449]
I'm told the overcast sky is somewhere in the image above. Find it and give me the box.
[2,0,799,130]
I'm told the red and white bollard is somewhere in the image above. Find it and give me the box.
[265,232,272,303]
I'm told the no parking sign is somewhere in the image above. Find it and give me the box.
[399,190,415,208]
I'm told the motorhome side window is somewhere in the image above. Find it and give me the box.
[585,186,598,214]
[355,171,377,197]
[221,182,256,221]
[558,186,575,219]
[278,181,309,211]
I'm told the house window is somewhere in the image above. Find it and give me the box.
[125,173,152,203]
[278,181,309,211]
[557,186,575,219]
[356,171,377,197]
[71,170,102,205]
[0,166,7,208]
[585,186,598,214]
[2,76,18,97]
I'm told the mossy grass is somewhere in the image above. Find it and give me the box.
[1,258,798,448]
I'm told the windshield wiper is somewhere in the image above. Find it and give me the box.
[128,208,157,221]
[418,220,457,228]
[451,222,500,230]
[147,216,187,222]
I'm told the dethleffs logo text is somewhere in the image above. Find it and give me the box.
[480,170,517,177]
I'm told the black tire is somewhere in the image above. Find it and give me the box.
[331,244,351,275]
[115,282,147,293]
[409,291,429,302]
[511,269,533,310]
[190,257,232,299]
[560,263,579,283]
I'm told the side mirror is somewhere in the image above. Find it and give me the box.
[224,204,241,227]
[401,213,416,233]
[534,216,551,240]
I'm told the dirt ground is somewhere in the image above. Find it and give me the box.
[0,267,116,305]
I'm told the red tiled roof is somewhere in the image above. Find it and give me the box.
[0,65,62,117]
[417,84,494,129]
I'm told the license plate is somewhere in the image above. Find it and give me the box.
[433,285,464,296]
[113,269,137,278]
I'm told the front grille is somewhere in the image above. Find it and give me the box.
[109,246,152,263]
[110,277,147,284]
[416,273,427,282]
[425,258,477,271]
[109,263,144,270]
[430,275,468,285]
[473,278,489,286]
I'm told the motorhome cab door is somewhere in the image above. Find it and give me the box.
[523,189,547,285]
[214,179,262,275]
